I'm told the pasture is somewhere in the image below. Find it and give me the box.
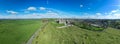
[0,19,42,44]
[0,19,120,44]
[32,21,120,44]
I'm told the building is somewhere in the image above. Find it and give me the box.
[56,19,73,26]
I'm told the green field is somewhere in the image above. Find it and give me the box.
[0,19,42,44]
[0,19,120,44]
[32,21,120,44]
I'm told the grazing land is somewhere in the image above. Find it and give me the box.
[0,19,120,44]
[32,21,120,44]
[0,19,42,44]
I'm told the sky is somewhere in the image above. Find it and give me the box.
[0,0,120,19]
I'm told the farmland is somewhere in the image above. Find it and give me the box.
[0,19,42,44]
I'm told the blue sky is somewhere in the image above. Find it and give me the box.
[0,0,120,19]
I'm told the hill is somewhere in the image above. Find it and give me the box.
[32,21,120,44]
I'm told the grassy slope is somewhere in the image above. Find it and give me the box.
[33,21,120,44]
[0,20,42,44]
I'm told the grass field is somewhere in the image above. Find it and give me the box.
[0,19,120,44]
[32,21,120,44]
[0,19,42,44]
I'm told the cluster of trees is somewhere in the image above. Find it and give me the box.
[57,19,120,31]
[73,21,104,31]
[107,20,120,29]
[72,19,120,31]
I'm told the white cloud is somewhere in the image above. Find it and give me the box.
[24,11,29,13]
[96,13,102,16]
[46,12,58,16]
[47,10,52,13]
[92,9,120,19]
[104,13,108,15]
[27,7,36,11]
[6,10,18,15]
[111,9,119,13]
[88,8,91,9]
[80,5,83,7]
[39,7,46,10]
[31,13,43,16]
[1,8,69,19]
[2,8,119,19]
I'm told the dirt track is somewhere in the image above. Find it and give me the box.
[26,22,48,44]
